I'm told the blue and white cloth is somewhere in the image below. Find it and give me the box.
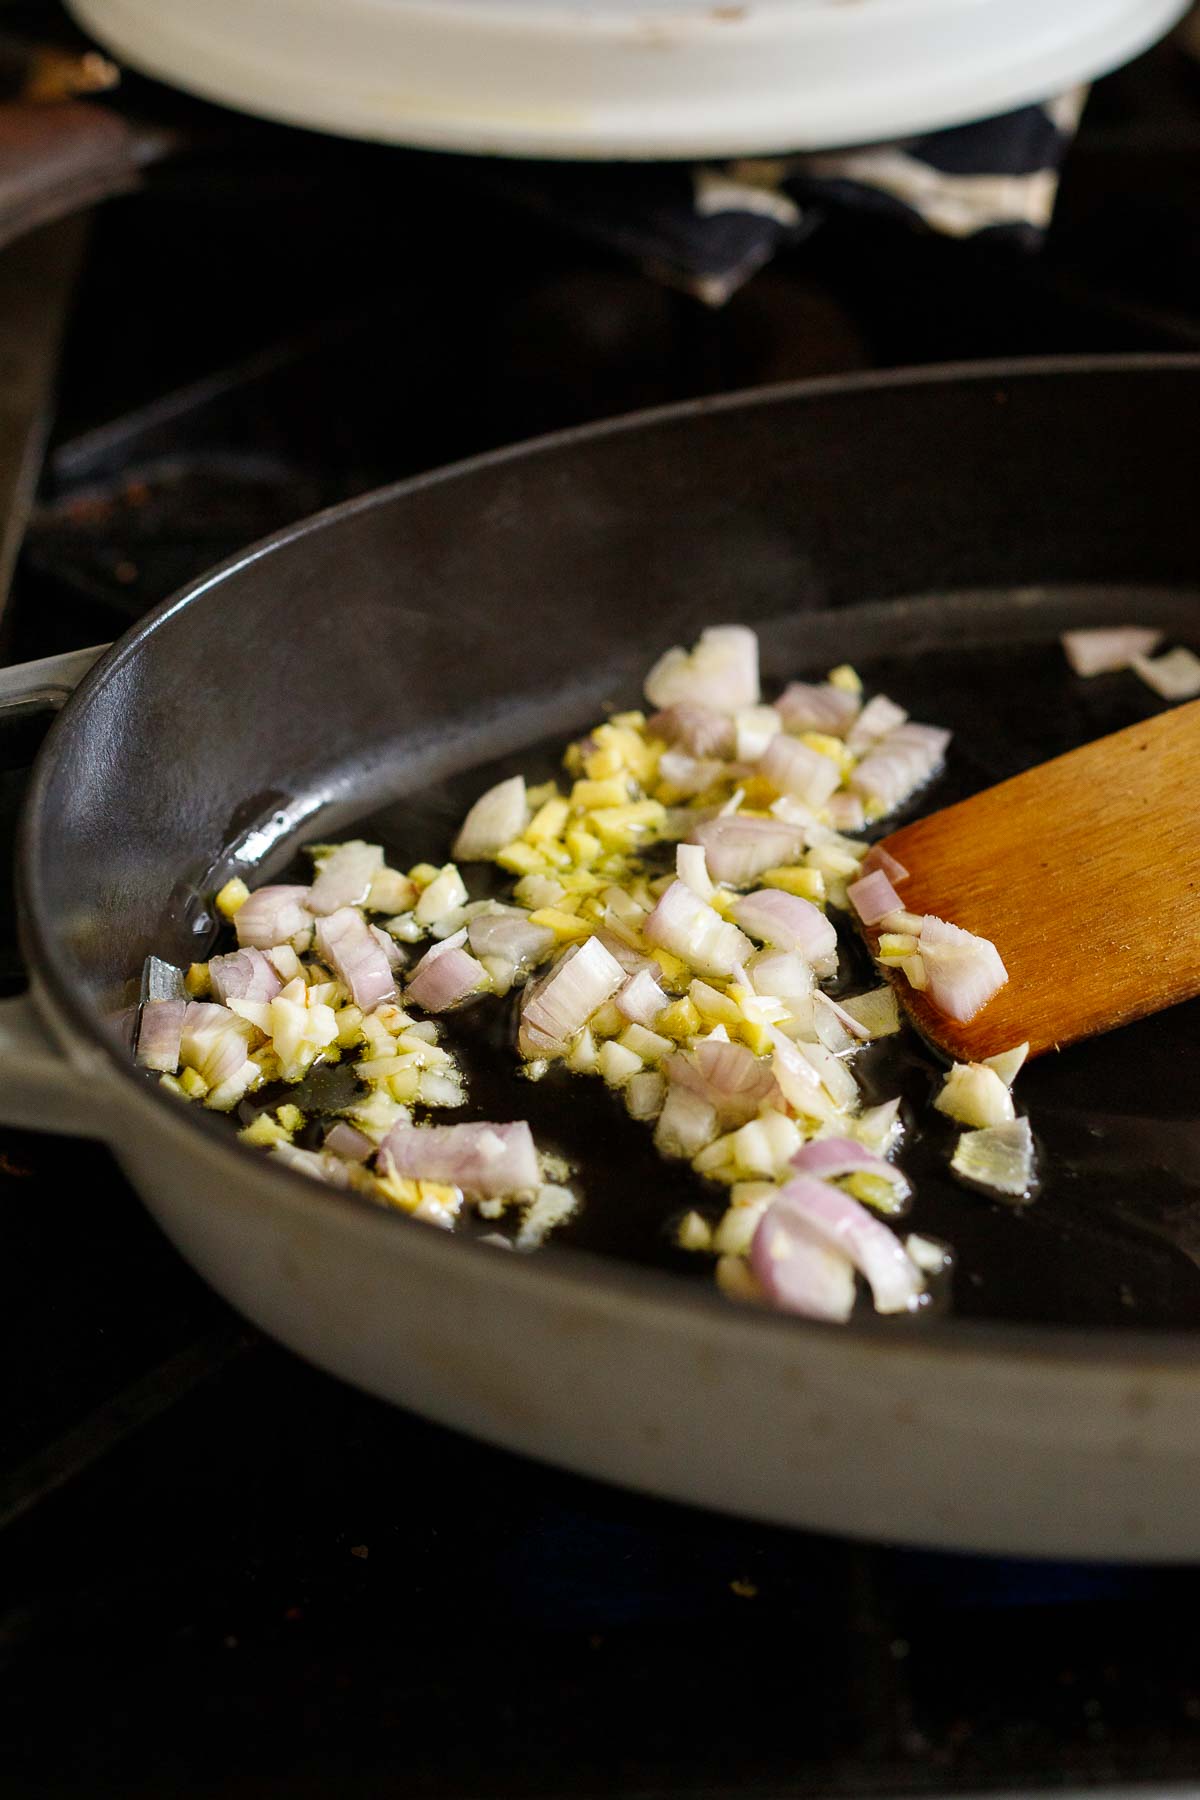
[480,90,1087,303]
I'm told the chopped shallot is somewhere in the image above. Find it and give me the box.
[847,868,903,926]
[774,681,860,737]
[750,1199,856,1322]
[136,998,186,1072]
[916,914,1008,1023]
[407,931,489,1013]
[644,624,759,714]
[519,935,625,1058]
[951,1116,1036,1200]
[665,1037,778,1128]
[646,702,736,760]
[732,889,838,973]
[791,1135,910,1199]
[381,1120,539,1199]
[760,733,841,809]
[1061,626,1162,677]
[453,775,528,861]
[208,947,282,1006]
[307,840,384,915]
[644,880,753,980]
[1132,646,1200,700]
[314,906,397,1014]
[686,814,806,885]
[934,1062,1016,1130]
[234,885,313,950]
[772,1176,925,1314]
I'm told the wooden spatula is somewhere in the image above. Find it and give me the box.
[872,698,1200,1064]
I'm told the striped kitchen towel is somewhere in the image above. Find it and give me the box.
[478,90,1087,304]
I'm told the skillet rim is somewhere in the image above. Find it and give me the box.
[20,350,1200,1371]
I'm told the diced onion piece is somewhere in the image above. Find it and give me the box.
[518,935,625,1058]
[307,839,384,915]
[837,987,900,1038]
[407,931,489,1013]
[774,680,860,737]
[646,702,736,760]
[644,624,760,713]
[750,1198,857,1322]
[732,888,838,974]
[324,1121,374,1162]
[516,1183,578,1250]
[791,1134,910,1199]
[654,1085,719,1159]
[616,968,667,1027]
[770,1032,839,1123]
[951,1116,1036,1200]
[1061,626,1163,676]
[878,909,925,935]
[747,948,816,1005]
[771,1175,925,1314]
[734,704,782,762]
[731,1110,802,1179]
[760,734,841,809]
[934,1062,1016,1129]
[854,1097,903,1157]
[137,998,186,1072]
[815,993,872,1045]
[983,1041,1029,1087]
[676,842,714,900]
[846,693,908,753]
[792,1037,859,1111]
[381,1119,539,1199]
[861,843,909,883]
[372,925,408,973]
[414,865,468,927]
[626,1069,667,1121]
[918,914,1008,1023]
[272,1143,355,1188]
[827,793,865,832]
[314,906,397,1014]
[906,1233,955,1275]
[644,880,754,980]
[234,885,313,950]
[367,867,418,914]
[850,723,950,817]
[677,1210,713,1251]
[847,868,903,926]
[657,750,732,798]
[208,946,283,1006]
[665,1038,778,1128]
[467,910,556,974]
[180,1000,256,1088]
[1131,646,1200,700]
[687,815,806,886]
[453,775,528,861]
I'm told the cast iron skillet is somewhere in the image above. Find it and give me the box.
[3,357,1200,1560]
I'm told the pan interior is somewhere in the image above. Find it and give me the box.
[99,582,1200,1330]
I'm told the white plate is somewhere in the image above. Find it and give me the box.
[68,0,1190,160]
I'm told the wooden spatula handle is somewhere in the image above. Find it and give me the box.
[877,698,1200,1064]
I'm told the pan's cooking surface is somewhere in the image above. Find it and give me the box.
[245,589,1200,1332]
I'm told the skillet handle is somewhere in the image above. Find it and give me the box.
[0,986,119,1136]
[0,642,109,709]
[0,641,118,1137]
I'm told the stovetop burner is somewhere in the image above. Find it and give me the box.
[7,23,1200,1794]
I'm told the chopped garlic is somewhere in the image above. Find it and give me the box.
[934,1062,1016,1130]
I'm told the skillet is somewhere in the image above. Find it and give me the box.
[3,355,1200,1560]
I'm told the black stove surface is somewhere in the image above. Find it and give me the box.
[7,27,1200,1796]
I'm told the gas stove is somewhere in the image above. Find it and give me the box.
[6,14,1200,1796]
